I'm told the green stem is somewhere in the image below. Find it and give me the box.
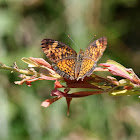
[0,61,44,77]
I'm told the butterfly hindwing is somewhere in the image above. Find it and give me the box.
[52,58,76,80]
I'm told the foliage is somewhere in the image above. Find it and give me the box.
[0,58,140,116]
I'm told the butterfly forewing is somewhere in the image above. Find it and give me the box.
[84,37,107,62]
[41,39,77,63]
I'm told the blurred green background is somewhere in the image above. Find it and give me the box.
[0,0,140,140]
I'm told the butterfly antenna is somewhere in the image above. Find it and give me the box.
[68,35,79,48]
[88,35,96,43]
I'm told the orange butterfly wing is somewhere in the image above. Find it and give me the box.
[41,39,77,80]
[77,37,107,80]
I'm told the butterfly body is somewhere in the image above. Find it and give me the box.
[41,37,107,81]
[74,49,84,79]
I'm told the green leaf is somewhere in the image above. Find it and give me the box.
[110,89,140,96]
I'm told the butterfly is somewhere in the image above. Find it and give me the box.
[41,37,107,81]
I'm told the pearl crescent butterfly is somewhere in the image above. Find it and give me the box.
[41,37,107,81]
